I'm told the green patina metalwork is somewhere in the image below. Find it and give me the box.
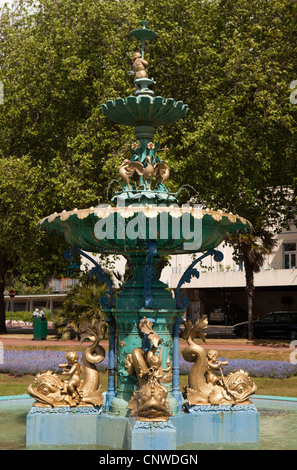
[100,95,189,128]
[38,208,251,255]
[38,21,252,417]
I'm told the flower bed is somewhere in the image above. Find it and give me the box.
[1,349,297,379]
[5,320,55,327]
[179,356,297,380]
[1,350,109,376]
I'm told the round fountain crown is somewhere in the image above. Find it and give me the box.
[101,95,188,128]
[129,20,158,43]
[100,20,189,129]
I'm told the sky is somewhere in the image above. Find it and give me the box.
[0,1,13,8]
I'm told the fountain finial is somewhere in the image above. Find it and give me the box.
[130,20,157,97]
[130,20,157,59]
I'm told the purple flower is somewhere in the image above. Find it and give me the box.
[179,356,297,379]
[1,349,296,380]
[1,350,108,376]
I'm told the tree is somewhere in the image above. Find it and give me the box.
[140,0,297,328]
[0,0,297,335]
[226,219,278,340]
[0,0,140,210]
[0,0,139,332]
[2,0,297,215]
[0,156,69,333]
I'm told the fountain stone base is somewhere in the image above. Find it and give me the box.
[173,404,260,446]
[26,406,102,447]
[26,404,259,449]
[127,419,177,450]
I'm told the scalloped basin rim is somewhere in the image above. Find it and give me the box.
[38,206,251,227]
[37,206,252,255]
[100,94,189,127]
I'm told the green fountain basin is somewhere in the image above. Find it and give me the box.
[100,95,189,127]
[38,204,251,255]
[2,395,297,450]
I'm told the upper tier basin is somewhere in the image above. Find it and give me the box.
[38,204,251,255]
[100,95,189,127]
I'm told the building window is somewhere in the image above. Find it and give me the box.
[283,243,296,269]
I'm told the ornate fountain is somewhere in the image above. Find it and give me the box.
[26,21,259,450]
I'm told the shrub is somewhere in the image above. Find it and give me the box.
[5,310,52,323]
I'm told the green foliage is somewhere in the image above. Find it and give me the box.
[10,283,52,295]
[0,0,297,333]
[148,0,297,220]
[1,0,295,223]
[0,154,70,331]
[53,274,107,339]
[0,0,138,210]
[5,310,52,322]
[225,217,279,338]
[0,154,69,295]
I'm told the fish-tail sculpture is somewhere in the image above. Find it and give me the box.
[182,318,257,405]
[28,319,106,408]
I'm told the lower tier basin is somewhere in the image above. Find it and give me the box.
[0,395,296,450]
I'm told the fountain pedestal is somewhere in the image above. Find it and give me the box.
[26,404,260,449]
[127,419,177,450]
[172,405,260,447]
[27,20,260,450]
[107,252,183,417]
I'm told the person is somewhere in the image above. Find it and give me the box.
[40,309,45,319]
[33,308,39,319]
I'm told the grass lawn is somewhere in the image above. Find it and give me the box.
[179,374,297,398]
[1,372,297,399]
[0,373,297,397]
[0,372,110,397]
[1,341,296,398]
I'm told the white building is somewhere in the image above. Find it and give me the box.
[78,222,297,325]
[162,223,297,324]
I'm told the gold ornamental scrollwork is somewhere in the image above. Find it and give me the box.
[28,319,106,408]
[125,317,172,421]
[182,318,257,405]
[118,158,170,190]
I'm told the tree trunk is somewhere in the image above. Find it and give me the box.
[0,278,7,334]
[245,264,254,341]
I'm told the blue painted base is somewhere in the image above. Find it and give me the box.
[127,419,176,450]
[26,403,260,449]
[26,406,102,447]
[172,404,260,446]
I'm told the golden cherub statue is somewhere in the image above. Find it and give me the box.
[59,352,82,407]
[182,318,257,405]
[132,52,149,79]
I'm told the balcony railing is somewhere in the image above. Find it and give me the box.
[51,278,80,292]
[171,263,297,274]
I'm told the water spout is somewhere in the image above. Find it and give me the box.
[176,184,204,205]
[106,179,123,201]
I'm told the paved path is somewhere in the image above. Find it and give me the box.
[0,334,109,349]
[0,332,294,351]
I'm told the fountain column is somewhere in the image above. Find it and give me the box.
[108,252,184,416]
[105,316,116,411]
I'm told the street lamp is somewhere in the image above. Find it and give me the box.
[9,290,15,327]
